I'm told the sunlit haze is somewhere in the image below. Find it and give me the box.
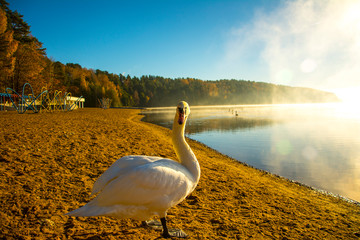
[10,0,360,102]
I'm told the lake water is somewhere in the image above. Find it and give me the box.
[141,103,360,202]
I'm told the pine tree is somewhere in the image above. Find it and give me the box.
[0,7,18,91]
[0,0,46,92]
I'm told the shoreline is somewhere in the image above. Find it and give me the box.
[190,135,360,206]
[1,108,359,239]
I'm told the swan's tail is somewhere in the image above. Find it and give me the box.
[66,202,105,217]
[66,202,153,220]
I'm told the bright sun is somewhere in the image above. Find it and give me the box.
[334,87,360,104]
[332,87,360,119]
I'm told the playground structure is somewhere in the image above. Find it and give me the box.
[98,98,111,109]
[0,83,84,113]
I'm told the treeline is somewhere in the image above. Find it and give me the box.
[0,1,339,107]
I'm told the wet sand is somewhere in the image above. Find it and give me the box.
[0,108,359,239]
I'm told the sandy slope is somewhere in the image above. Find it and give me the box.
[0,108,359,239]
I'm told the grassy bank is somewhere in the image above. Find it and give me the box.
[0,108,359,239]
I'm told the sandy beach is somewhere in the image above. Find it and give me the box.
[0,108,359,239]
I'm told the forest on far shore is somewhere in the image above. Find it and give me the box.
[0,1,340,107]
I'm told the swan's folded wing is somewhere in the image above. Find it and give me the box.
[91,155,163,196]
[93,160,193,207]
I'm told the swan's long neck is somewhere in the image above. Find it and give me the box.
[172,117,200,185]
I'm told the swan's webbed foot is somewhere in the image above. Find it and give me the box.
[142,219,163,230]
[161,217,188,238]
[143,218,188,238]
[162,228,188,238]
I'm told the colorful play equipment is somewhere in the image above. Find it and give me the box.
[1,83,84,113]
[39,87,84,112]
[0,92,15,111]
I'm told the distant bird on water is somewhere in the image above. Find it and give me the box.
[67,101,200,238]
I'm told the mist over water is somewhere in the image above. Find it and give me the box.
[142,103,360,202]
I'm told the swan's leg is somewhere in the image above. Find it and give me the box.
[160,217,171,238]
[160,217,188,238]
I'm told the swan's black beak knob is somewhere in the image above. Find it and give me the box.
[178,107,185,125]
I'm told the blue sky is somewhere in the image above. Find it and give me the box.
[9,0,360,101]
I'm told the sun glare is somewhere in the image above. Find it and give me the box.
[341,1,360,30]
[333,87,360,119]
[335,87,360,103]
[300,59,317,73]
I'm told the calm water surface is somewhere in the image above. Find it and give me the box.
[142,103,360,202]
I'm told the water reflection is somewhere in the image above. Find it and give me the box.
[141,107,279,134]
[141,103,360,202]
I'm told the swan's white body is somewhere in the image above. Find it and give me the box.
[67,101,200,231]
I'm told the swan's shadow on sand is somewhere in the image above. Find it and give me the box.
[65,218,172,240]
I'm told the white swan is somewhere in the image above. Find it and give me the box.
[67,101,200,238]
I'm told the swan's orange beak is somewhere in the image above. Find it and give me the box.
[178,112,185,125]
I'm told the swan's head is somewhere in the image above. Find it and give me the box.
[176,101,190,125]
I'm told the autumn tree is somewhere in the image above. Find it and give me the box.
[0,7,18,91]
[1,0,46,93]
[13,40,46,92]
